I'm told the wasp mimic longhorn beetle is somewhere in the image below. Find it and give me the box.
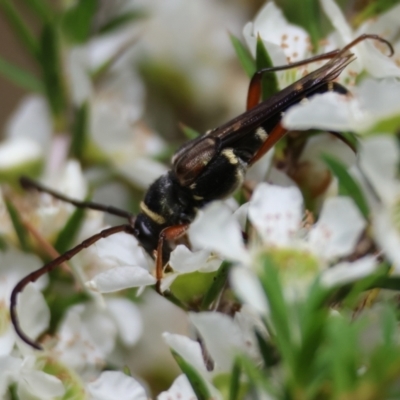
[10,34,394,350]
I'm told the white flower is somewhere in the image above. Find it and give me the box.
[162,332,222,400]
[87,370,148,400]
[189,183,370,306]
[0,355,65,400]
[0,249,48,355]
[54,298,143,373]
[158,374,197,400]
[243,1,309,64]
[189,307,263,372]
[320,0,400,79]
[84,230,156,293]
[358,136,400,273]
[283,78,400,134]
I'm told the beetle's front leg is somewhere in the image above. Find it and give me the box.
[155,224,189,294]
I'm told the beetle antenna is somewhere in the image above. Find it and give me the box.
[10,224,136,350]
[20,176,135,221]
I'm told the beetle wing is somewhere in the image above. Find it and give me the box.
[172,53,354,187]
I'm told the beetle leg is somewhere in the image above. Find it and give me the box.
[246,50,342,111]
[155,224,189,294]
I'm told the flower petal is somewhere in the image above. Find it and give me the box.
[309,196,366,260]
[17,283,50,341]
[169,245,221,275]
[162,333,208,376]
[158,374,196,400]
[190,312,243,372]
[320,256,377,287]
[86,266,156,293]
[230,267,269,315]
[106,298,143,347]
[248,183,303,246]
[19,369,65,399]
[189,202,249,264]
[358,136,399,204]
[87,371,147,400]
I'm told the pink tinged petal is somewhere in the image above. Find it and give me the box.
[249,183,303,246]
[106,298,143,347]
[320,256,377,287]
[86,266,156,293]
[17,283,50,341]
[309,197,366,260]
[158,374,197,400]
[20,369,65,399]
[230,267,269,315]
[162,333,208,376]
[359,136,400,203]
[320,0,353,44]
[87,371,147,400]
[189,202,250,264]
[189,312,243,372]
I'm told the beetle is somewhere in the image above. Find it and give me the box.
[10,34,393,350]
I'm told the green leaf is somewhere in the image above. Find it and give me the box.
[230,34,256,78]
[62,0,98,43]
[69,102,89,160]
[354,0,400,26]
[255,36,279,99]
[327,317,359,394]
[0,0,39,58]
[0,235,7,250]
[229,360,241,400]
[367,115,400,135]
[201,261,231,310]
[255,330,279,368]
[39,23,67,130]
[294,283,330,385]
[98,10,147,34]
[54,204,86,254]
[258,255,293,366]
[0,56,43,92]
[5,198,29,251]
[171,350,211,400]
[322,153,370,220]
[20,0,52,22]
[180,123,201,140]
